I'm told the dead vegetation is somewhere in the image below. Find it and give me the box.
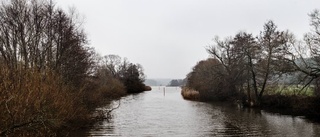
[0,0,144,136]
[181,87,200,100]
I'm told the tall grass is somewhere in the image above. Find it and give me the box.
[181,87,200,100]
[0,66,127,136]
[0,68,86,136]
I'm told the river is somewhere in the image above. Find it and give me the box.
[80,86,320,137]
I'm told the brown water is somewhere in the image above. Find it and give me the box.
[81,87,320,137]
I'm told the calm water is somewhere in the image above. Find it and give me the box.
[82,87,320,137]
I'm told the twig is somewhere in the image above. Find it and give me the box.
[105,99,121,118]
[0,119,42,136]
[5,96,14,127]
[95,99,121,121]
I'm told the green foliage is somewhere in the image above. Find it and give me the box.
[265,85,314,96]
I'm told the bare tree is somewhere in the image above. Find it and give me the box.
[0,0,94,135]
[230,32,258,104]
[186,58,227,100]
[206,36,248,100]
[284,10,320,95]
[252,21,291,103]
[103,54,122,77]
[205,21,292,104]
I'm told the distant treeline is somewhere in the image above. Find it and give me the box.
[167,79,186,87]
[144,79,172,86]
[145,79,186,87]
[183,9,320,111]
[0,0,147,136]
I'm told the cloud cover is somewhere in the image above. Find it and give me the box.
[55,0,320,79]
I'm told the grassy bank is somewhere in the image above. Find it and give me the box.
[181,85,320,119]
[261,95,320,119]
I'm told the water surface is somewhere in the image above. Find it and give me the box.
[84,87,320,136]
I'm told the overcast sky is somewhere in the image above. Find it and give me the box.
[54,0,320,79]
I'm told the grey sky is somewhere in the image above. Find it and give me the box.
[55,0,320,79]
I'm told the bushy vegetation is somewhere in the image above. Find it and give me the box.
[261,95,320,117]
[98,55,148,93]
[184,9,320,112]
[0,0,147,136]
[0,68,88,136]
[185,58,239,101]
[181,87,200,100]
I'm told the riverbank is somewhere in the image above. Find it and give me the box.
[260,95,320,120]
[181,88,320,121]
[58,85,152,136]
[53,78,128,136]
[80,87,320,136]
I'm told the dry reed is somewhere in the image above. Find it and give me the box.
[181,87,200,100]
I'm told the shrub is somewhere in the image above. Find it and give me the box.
[261,95,320,117]
[83,77,126,108]
[144,86,152,91]
[181,87,200,100]
[0,68,88,136]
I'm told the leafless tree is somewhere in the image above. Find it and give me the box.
[252,21,291,103]
[205,21,292,104]
[206,36,248,100]
[284,10,320,95]
[0,0,94,135]
[186,58,228,100]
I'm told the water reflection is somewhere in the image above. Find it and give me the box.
[84,87,320,137]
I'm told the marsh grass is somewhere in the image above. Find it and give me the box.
[0,67,127,136]
[181,87,200,100]
[0,69,86,136]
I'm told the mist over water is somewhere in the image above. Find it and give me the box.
[83,87,320,137]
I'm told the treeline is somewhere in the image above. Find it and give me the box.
[98,54,148,94]
[183,9,320,110]
[167,79,186,87]
[0,0,147,136]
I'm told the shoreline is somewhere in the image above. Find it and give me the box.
[60,87,151,136]
[181,89,320,123]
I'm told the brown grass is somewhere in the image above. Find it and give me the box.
[83,77,126,108]
[144,86,152,91]
[0,68,89,136]
[181,87,200,100]
[0,66,127,136]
